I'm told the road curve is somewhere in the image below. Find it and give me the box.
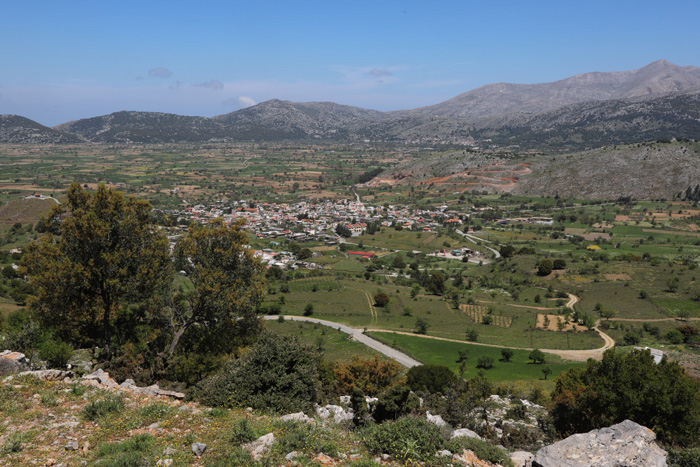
[263,315,420,368]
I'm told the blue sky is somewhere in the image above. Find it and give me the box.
[1,0,699,126]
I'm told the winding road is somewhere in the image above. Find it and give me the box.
[263,315,421,368]
[264,291,616,366]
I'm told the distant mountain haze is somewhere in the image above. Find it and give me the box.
[2,60,700,149]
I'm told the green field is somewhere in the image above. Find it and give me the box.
[368,331,584,382]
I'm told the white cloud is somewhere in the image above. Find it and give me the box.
[238,96,256,107]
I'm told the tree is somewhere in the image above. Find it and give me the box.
[542,366,552,380]
[415,318,430,335]
[425,273,446,295]
[391,255,406,269]
[529,349,546,364]
[374,292,390,307]
[169,218,264,357]
[553,259,567,270]
[550,349,700,445]
[537,259,553,276]
[297,248,313,260]
[476,356,494,369]
[406,365,458,394]
[304,303,314,316]
[598,307,616,321]
[499,245,515,259]
[465,328,479,342]
[501,348,514,362]
[22,183,172,358]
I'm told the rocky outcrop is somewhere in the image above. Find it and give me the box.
[533,420,667,467]
[244,433,275,460]
[0,350,30,376]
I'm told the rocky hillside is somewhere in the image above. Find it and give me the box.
[0,367,676,467]
[54,111,231,143]
[213,99,386,140]
[370,141,700,200]
[399,60,700,119]
[0,115,81,144]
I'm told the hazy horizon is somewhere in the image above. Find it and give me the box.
[2,0,699,126]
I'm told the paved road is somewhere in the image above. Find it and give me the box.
[456,229,501,259]
[263,315,421,368]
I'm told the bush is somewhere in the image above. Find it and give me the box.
[537,259,553,276]
[529,349,546,364]
[406,365,457,394]
[82,395,125,421]
[230,419,261,445]
[38,337,73,369]
[193,332,321,414]
[476,356,494,369]
[667,447,700,467]
[333,356,403,396]
[553,259,567,270]
[363,416,446,462]
[373,384,421,423]
[303,303,314,316]
[550,349,700,445]
[96,434,155,467]
[373,292,390,307]
[446,436,514,466]
[272,421,339,458]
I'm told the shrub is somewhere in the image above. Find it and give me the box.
[363,416,446,462]
[272,421,338,458]
[139,403,172,424]
[537,259,553,276]
[303,303,314,316]
[193,332,321,413]
[38,337,73,369]
[476,356,494,369]
[374,292,390,307]
[550,349,700,445]
[82,395,124,421]
[96,434,155,467]
[446,436,514,466]
[374,384,420,423]
[501,349,514,362]
[529,349,546,364]
[667,447,700,467]
[406,365,457,394]
[230,419,261,445]
[553,259,567,270]
[333,356,403,396]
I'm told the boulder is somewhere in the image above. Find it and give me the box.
[0,350,30,376]
[426,411,447,427]
[244,433,275,460]
[533,420,667,467]
[510,450,534,467]
[451,428,482,440]
[281,412,313,423]
[191,442,207,457]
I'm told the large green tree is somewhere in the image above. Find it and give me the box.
[550,349,700,445]
[22,183,172,358]
[169,218,264,357]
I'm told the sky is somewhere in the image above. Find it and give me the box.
[1,0,700,126]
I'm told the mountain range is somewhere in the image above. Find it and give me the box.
[2,60,700,150]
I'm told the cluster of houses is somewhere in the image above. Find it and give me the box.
[158,198,478,270]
